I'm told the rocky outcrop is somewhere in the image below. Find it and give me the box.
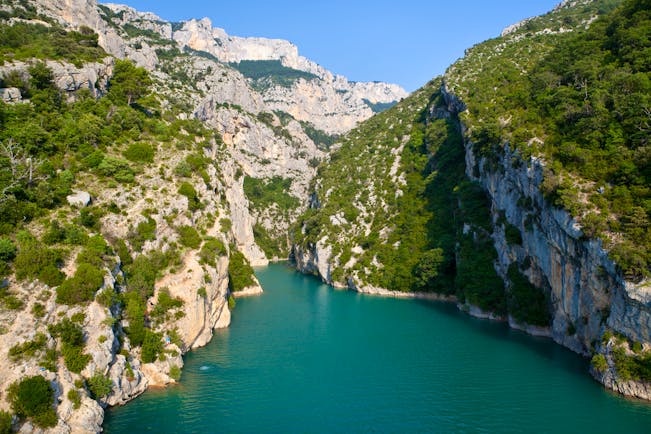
[292,239,335,286]
[0,58,114,99]
[172,16,407,135]
[0,87,21,103]
[441,82,651,397]
[153,252,232,349]
[66,191,92,207]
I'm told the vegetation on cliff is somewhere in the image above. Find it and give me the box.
[447,0,651,280]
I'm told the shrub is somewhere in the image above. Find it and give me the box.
[67,389,81,410]
[507,263,550,327]
[198,237,226,266]
[123,142,155,163]
[228,250,255,292]
[114,239,133,266]
[78,207,103,230]
[87,373,112,399]
[8,333,47,361]
[242,176,299,211]
[97,156,135,183]
[56,263,104,304]
[14,234,64,287]
[96,288,115,307]
[177,225,201,249]
[141,330,163,363]
[8,376,57,428]
[0,410,12,434]
[123,292,145,346]
[31,302,46,318]
[40,348,58,372]
[228,294,236,310]
[504,223,523,245]
[178,182,202,211]
[130,217,156,252]
[150,288,183,320]
[0,237,16,261]
[169,365,181,381]
[591,354,608,373]
[219,218,232,233]
[49,318,89,372]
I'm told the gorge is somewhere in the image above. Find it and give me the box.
[0,0,650,432]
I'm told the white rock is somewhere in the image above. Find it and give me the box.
[66,190,91,207]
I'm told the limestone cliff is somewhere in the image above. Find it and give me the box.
[291,0,651,401]
[0,0,409,431]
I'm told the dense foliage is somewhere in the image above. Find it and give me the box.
[228,59,319,90]
[228,249,255,292]
[0,21,105,66]
[243,176,299,212]
[8,376,56,428]
[448,0,651,280]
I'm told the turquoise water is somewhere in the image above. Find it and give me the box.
[104,263,651,433]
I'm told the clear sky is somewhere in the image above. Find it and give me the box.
[110,0,562,91]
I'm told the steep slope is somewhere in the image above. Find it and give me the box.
[0,0,407,432]
[292,0,651,400]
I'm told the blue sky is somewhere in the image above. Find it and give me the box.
[112,0,561,91]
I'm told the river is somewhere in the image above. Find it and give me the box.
[104,263,651,433]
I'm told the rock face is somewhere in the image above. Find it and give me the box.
[0,0,407,431]
[172,17,408,135]
[66,191,92,207]
[0,59,114,99]
[292,80,651,401]
[0,87,21,103]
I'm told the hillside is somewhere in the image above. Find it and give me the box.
[292,0,651,400]
[0,0,407,431]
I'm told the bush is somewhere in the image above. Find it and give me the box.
[169,365,181,381]
[87,373,112,399]
[177,225,201,249]
[50,318,89,373]
[67,389,81,410]
[123,292,146,346]
[97,156,135,183]
[150,288,183,321]
[114,239,133,266]
[141,330,163,363]
[130,217,156,252]
[591,354,608,373]
[506,264,550,326]
[14,234,64,287]
[228,250,255,292]
[178,182,202,211]
[0,237,16,261]
[243,176,299,211]
[504,223,523,245]
[8,333,47,361]
[8,376,57,428]
[123,142,155,163]
[198,237,226,266]
[56,263,104,304]
[0,410,12,434]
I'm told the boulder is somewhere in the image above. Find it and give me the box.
[66,190,91,207]
[0,87,21,103]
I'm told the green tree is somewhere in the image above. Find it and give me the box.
[0,410,12,434]
[7,376,57,428]
[414,248,444,290]
[109,59,151,106]
[87,373,113,399]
